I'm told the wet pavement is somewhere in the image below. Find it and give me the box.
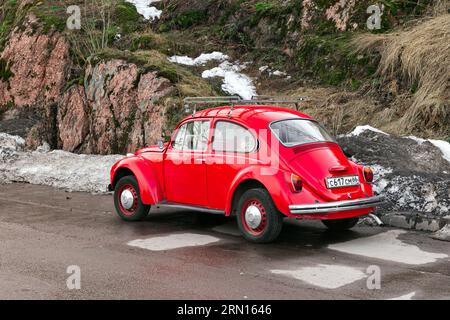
[0,183,449,300]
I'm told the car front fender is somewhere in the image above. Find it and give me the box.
[110,156,163,205]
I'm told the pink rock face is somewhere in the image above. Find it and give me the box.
[0,14,174,155]
[58,86,90,152]
[0,14,70,107]
[83,59,175,154]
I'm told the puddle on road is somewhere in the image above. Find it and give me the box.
[127,233,220,251]
[389,292,416,300]
[328,230,448,265]
[271,264,367,289]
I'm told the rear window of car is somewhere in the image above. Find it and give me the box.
[270,119,335,147]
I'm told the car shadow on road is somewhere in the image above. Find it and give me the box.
[133,208,379,250]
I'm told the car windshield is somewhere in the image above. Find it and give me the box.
[270,119,335,147]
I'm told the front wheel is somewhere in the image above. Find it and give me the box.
[114,176,150,221]
[322,217,359,231]
[236,188,284,243]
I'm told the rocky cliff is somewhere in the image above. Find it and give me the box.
[0,1,216,154]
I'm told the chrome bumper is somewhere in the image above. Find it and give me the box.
[289,195,385,215]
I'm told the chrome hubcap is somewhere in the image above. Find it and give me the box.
[120,189,135,210]
[245,205,262,229]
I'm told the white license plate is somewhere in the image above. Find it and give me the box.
[326,175,360,189]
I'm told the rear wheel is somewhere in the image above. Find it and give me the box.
[322,217,359,231]
[236,188,283,243]
[114,176,150,221]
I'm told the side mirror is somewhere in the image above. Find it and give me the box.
[157,140,165,149]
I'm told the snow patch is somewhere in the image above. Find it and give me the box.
[125,0,162,20]
[407,136,450,164]
[349,125,389,136]
[0,133,123,193]
[370,164,393,194]
[169,52,257,100]
[389,292,416,300]
[329,230,448,265]
[168,52,229,66]
[429,139,450,164]
[271,264,367,289]
[202,61,257,100]
[127,233,220,251]
[0,133,25,151]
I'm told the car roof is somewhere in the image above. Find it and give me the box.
[181,105,314,126]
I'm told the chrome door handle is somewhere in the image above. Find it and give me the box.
[195,158,206,163]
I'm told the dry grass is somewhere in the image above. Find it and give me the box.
[353,13,450,137]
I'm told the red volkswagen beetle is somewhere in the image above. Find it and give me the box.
[109,97,384,243]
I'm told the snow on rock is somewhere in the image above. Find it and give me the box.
[0,133,123,193]
[0,133,25,152]
[168,52,229,66]
[349,125,389,136]
[432,222,450,241]
[258,66,290,78]
[202,61,257,100]
[428,139,450,164]
[168,52,257,100]
[338,128,450,217]
[125,0,162,20]
[406,135,450,164]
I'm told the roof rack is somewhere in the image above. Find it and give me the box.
[183,96,307,116]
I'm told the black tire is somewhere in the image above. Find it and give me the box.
[236,188,284,243]
[114,175,150,222]
[322,217,359,231]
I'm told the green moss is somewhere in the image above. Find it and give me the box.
[255,2,275,13]
[170,10,208,29]
[31,3,66,34]
[115,1,143,34]
[130,33,169,52]
[296,33,377,87]
[0,0,19,49]
[0,58,13,82]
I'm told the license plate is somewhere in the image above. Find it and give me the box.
[326,175,360,189]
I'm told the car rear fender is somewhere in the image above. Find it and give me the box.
[110,156,163,205]
[225,166,291,216]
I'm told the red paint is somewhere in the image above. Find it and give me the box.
[110,105,379,220]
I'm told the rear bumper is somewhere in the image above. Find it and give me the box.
[289,195,385,215]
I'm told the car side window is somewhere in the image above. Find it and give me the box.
[212,121,257,153]
[172,121,210,151]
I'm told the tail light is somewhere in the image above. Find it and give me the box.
[363,166,374,183]
[289,174,303,193]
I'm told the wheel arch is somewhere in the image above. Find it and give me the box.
[225,167,292,216]
[228,179,267,216]
[111,157,163,205]
[112,167,136,188]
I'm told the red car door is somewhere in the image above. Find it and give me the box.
[164,120,211,206]
[206,120,258,210]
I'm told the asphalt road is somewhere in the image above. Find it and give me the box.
[0,183,449,300]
